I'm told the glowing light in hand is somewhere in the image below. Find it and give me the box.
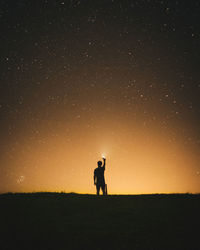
[102,154,106,159]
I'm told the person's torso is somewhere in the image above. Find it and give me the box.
[95,167,105,183]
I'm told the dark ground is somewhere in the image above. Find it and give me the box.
[0,193,199,250]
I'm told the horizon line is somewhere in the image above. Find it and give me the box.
[0,191,200,196]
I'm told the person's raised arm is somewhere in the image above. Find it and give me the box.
[102,158,106,170]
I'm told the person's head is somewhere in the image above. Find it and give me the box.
[97,161,102,168]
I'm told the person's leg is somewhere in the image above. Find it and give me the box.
[96,184,100,195]
[105,184,107,195]
[102,184,106,195]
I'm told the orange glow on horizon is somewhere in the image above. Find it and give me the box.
[2,117,199,194]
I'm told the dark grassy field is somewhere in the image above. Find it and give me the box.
[0,193,199,250]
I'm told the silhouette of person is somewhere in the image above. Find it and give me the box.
[94,157,106,195]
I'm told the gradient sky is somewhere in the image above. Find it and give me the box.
[0,0,200,194]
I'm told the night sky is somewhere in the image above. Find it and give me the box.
[0,0,200,194]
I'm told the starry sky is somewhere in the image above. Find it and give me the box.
[0,0,200,194]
